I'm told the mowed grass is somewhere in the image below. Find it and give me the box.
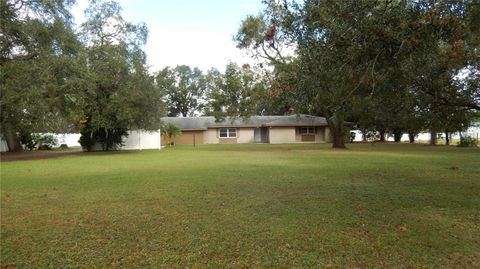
[1,143,479,268]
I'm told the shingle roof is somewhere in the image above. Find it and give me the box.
[264,114,328,126]
[161,114,329,130]
[160,117,215,130]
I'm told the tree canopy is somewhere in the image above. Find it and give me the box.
[235,0,480,148]
[77,0,163,151]
[204,62,270,121]
[0,0,80,151]
[2,0,478,151]
[1,0,163,152]
[156,65,205,117]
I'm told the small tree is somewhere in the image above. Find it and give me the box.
[161,123,182,146]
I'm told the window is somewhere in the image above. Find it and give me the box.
[300,127,316,135]
[219,128,237,138]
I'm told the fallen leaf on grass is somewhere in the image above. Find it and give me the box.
[398,225,408,232]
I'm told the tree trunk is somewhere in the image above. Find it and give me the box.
[104,128,109,151]
[445,131,450,146]
[326,115,346,149]
[408,133,416,143]
[361,129,367,142]
[430,130,437,145]
[332,125,346,148]
[3,117,22,152]
[379,130,386,142]
[393,131,402,143]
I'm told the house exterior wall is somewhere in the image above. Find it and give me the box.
[294,126,327,143]
[325,127,332,142]
[317,127,326,141]
[269,127,296,144]
[175,126,331,145]
[204,127,255,144]
[204,129,219,144]
[237,128,255,143]
[166,130,204,145]
[219,138,237,144]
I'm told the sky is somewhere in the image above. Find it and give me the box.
[72,0,264,73]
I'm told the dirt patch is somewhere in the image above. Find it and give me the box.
[0,150,84,162]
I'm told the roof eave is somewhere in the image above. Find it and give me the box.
[179,128,208,131]
[208,125,259,128]
[265,123,329,127]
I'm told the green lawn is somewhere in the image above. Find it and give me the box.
[1,143,479,268]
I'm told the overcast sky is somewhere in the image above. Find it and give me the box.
[72,0,263,73]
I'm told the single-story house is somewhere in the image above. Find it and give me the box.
[0,115,333,151]
[161,114,333,145]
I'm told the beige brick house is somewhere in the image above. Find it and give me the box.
[161,114,333,145]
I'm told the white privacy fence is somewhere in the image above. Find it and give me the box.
[121,130,161,150]
[352,126,480,143]
[0,130,161,152]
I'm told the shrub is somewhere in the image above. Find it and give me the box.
[342,127,351,143]
[20,133,58,150]
[59,144,69,149]
[37,134,58,150]
[349,131,356,143]
[365,131,377,142]
[161,123,182,146]
[79,127,128,151]
[457,136,478,147]
[20,132,39,150]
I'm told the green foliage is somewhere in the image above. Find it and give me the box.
[0,0,81,151]
[236,0,479,148]
[59,144,69,149]
[161,123,181,145]
[156,65,205,117]
[77,0,163,151]
[36,134,58,150]
[19,133,58,150]
[1,0,164,152]
[205,63,269,120]
[349,131,356,143]
[79,126,128,151]
[19,132,39,151]
[457,136,478,147]
[342,127,352,143]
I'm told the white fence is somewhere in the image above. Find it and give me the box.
[352,126,480,143]
[122,130,161,150]
[0,130,161,152]
[0,136,8,152]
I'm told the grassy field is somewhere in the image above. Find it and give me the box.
[1,143,479,268]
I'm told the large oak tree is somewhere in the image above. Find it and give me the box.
[0,0,80,151]
[236,0,479,148]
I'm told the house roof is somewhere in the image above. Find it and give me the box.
[264,114,328,127]
[160,117,215,130]
[161,114,330,130]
